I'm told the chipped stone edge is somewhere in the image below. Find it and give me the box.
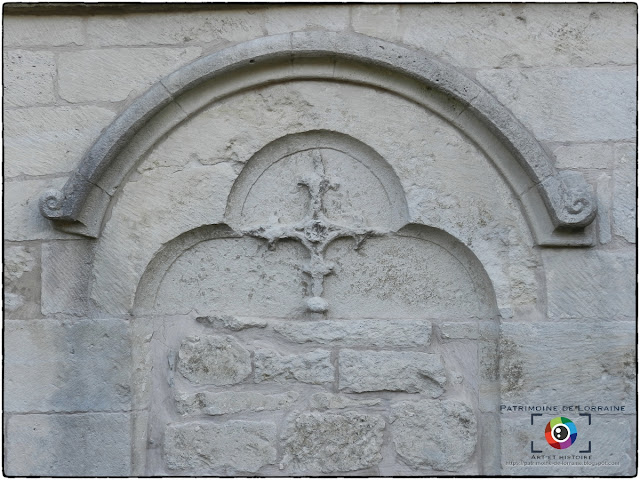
[38,31,596,243]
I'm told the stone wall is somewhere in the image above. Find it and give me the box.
[3,4,636,476]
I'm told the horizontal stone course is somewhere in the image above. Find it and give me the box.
[339,349,446,395]
[4,319,131,413]
[3,50,56,108]
[175,390,299,416]
[4,15,85,47]
[272,318,432,347]
[4,244,41,319]
[254,348,334,385]
[6,412,131,476]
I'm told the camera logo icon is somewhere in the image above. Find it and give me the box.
[545,416,577,449]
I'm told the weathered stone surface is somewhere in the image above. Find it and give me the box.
[500,322,636,412]
[58,47,202,103]
[3,50,56,107]
[310,393,381,409]
[164,420,277,473]
[501,415,634,475]
[283,411,385,473]
[351,5,401,41]
[264,5,350,34]
[543,250,635,319]
[4,319,131,413]
[339,350,446,395]
[6,412,131,476]
[553,143,612,170]
[4,244,41,318]
[400,4,636,69]
[476,68,636,142]
[87,11,263,46]
[440,322,480,340]
[42,240,93,315]
[390,399,477,471]
[272,319,432,347]
[596,173,613,244]
[254,348,334,385]
[612,143,636,243]
[4,15,85,47]
[4,106,116,177]
[202,315,267,331]
[175,390,299,416]
[176,335,251,385]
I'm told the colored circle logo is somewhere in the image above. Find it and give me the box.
[545,417,577,449]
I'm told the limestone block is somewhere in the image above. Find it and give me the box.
[500,322,636,411]
[86,11,263,46]
[543,250,635,319]
[58,47,202,103]
[400,4,636,69]
[501,415,635,475]
[4,15,85,47]
[4,244,41,318]
[254,348,334,385]
[596,173,613,244]
[390,399,477,471]
[310,393,381,409]
[282,411,385,473]
[263,5,350,34]
[440,322,480,340]
[351,5,401,41]
[553,143,612,170]
[175,390,299,416]
[339,350,446,395]
[176,335,251,385]
[4,105,116,177]
[4,319,131,413]
[612,143,636,243]
[272,319,432,347]
[476,68,636,142]
[164,420,277,473]
[41,240,93,315]
[6,412,130,476]
[3,50,56,107]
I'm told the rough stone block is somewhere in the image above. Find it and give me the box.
[175,390,299,416]
[310,393,381,409]
[400,4,636,69]
[501,415,635,475]
[254,348,334,385]
[440,321,480,340]
[41,240,93,315]
[3,50,56,107]
[4,319,131,413]
[263,5,350,34]
[612,143,636,243]
[5,412,131,476]
[339,350,446,395]
[58,47,202,103]
[272,319,432,347]
[543,250,635,319]
[4,105,116,178]
[390,399,477,471]
[4,15,85,47]
[4,243,41,318]
[500,322,636,411]
[176,335,251,385]
[164,420,277,473]
[476,68,636,142]
[86,11,263,46]
[282,411,385,473]
[351,5,400,41]
[203,315,267,331]
[553,143,612,170]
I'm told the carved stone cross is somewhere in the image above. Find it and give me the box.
[242,150,385,313]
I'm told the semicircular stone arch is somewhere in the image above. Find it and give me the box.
[48,31,599,477]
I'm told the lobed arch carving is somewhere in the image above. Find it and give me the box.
[39,31,595,246]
